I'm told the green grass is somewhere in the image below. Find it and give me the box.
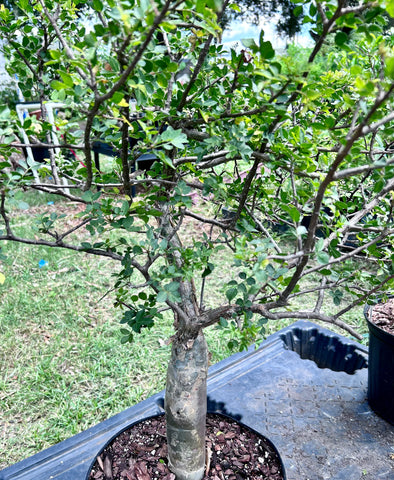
[0,193,244,468]
[0,191,368,470]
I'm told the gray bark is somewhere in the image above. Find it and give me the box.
[165,331,208,480]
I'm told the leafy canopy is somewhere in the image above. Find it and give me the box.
[1,0,394,346]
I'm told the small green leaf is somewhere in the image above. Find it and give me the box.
[219,317,228,327]
[335,31,348,46]
[226,287,237,302]
[92,0,103,11]
[59,71,74,88]
[229,3,240,11]
[121,334,133,344]
[282,205,300,222]
[330,289,343,306]
[202,263,214,278]
[387,0,394,17]
[293,5,303,17]
[385,57,394,80]
[157,291,167,303]
[0,272,5,285]
[260,41,275,60]
[82,191,93,202]
[51,80,68,91]
[317,251,330,264]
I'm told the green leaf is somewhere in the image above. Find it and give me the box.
[59,71,74,88]
[226,287,237,302]
[219,317,228,327]
[121,334,133,344]
[51,80,68,91]
[385,57,394,80]
[0,272,5,285]
[229,3,240,12]
[316,251,330,265]
[156,290,167,303]
[241,38,258,53]
[330,289,343,306]
[49,49,62,60]
[293,5,303,17]
[122,217,134,230]
[335,31,348,46]
[82,191,93,202]
[387,0,394,17]
[260,41,275,60]
[92,0,103,11]
[159,126,188,149]
[202,263,214,278]
[282,205,300,222]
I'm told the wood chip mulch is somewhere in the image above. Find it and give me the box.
[370,298,394,335]
[88,413,284,480]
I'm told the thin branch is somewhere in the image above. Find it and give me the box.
[38,0,89,82]
[244,205,282,254]
[0,232,123,260]
[314,277,327,313]
[303,230,390,279]
[333,155,394,180]
[0,191,12,236]
[194,302,362,339]
[176,0,229,112]
[30,184,87,203]
[335,275,394,320]
[57,218,92,241]
[361,107,394,136]
[10,142,85,151]
[183,209,229,229]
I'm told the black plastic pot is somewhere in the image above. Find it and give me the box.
[85,412,287,480]
[364,302,394,425]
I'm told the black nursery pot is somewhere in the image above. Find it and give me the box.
[85,412,287,480]
[364,303,394,425]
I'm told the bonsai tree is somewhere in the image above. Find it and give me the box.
[1,0,394,478]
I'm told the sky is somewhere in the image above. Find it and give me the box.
[222,17,313,53]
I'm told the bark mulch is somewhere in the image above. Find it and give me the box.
[370,297,394,335]
[88,413,284,480]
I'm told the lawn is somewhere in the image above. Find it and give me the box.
[0,191,367,470]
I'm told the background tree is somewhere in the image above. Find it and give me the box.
[226,0,304,37]
[1,1,394,479]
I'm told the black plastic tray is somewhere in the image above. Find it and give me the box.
[1,321,394,480]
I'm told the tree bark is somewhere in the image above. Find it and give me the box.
[165,330,208,480]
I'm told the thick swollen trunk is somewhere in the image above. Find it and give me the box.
[165,331,208,480]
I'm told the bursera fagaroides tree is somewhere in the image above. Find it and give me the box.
[1,0,394,478]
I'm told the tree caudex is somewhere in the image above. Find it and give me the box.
[1,1,394,479]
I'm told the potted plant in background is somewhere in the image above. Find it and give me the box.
[364,295,394,425]
[1,0,394,479]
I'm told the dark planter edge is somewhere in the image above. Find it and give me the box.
[363,299,394,425]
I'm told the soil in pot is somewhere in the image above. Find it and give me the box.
[369,297,394,335]
[88,413,284,480]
